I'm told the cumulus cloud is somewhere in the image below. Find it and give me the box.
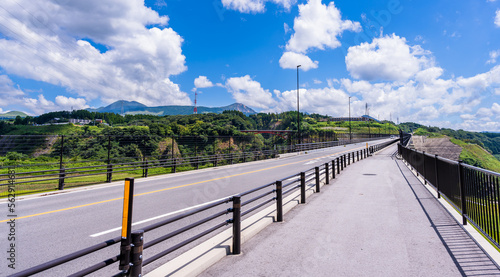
[286,0,361,53]
[0,75,88,114]
[496,10,500,27]
[0,0,191,112]
[225,75,276,109]
[279,52,318,71]
[280,0,360,70]
[222,0,296,13]
[194,76,214,89]
[345,34,433,81]
[487,50,500,64]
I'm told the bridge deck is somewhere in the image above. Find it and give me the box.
[200,145,500,277]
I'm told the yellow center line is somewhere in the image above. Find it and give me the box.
[1,145,367,223]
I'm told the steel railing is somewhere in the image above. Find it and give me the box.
[0,136,392,197]
[11,140,397,277]
[398,144,500,249]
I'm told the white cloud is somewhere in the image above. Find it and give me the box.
[194,76,214,88]
[225,75,276,109]
[279,52,318,71]
[313,79,322,84]
[279,0,360,71]
[272,87,349,115]
[286,0,361,53]
[496,10,500,27]
[487,50,500,64]
[222,0,296,13]
[345,34,432,81]
[0,0,191,110]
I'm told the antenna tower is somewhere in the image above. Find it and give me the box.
[194,92,198,114]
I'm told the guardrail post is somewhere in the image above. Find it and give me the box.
[129,230,144,277]
[232,195,241,254]
[458,161,467,225]
[276,181,283,222]
[119,178,135,271]
[214,154,218,167]
[348,153,351,165]
[107,164,113,183]
[173,157,177,173]
[357,151,360,161]
[300,172,306,204]
[337,158,340,174]
[315,167,320,192]
[422,151,426,184]
[344,154,347,168]
[325,163,329,184]
[435,155,440,199]
[58,167,65,190]
[196,156,200,170]
[332,160,336,179]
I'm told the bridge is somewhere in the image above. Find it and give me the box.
[3,135,500,276]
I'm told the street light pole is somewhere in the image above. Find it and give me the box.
[348,96,352,142]
[297,65,301,145]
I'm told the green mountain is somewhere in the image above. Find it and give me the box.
[0,111,29,118]
[89,101,257,116]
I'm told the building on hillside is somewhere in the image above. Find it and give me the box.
[329,115,380,123]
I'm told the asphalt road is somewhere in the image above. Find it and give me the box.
[0,139,391,276]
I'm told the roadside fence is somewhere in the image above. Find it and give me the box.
[0,134,390,197]
[398,143,500,249]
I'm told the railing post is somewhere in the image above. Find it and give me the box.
[337,158,340,175]
[119,178,135,271]
[344,154,347,168]
[107,164,113,183]
[325,163,329,184]
[458,161,467,225]
[332,160,336,179]
[315,167,320,192]
[435,155,440,199]
[144,158,148,178]
[173,157,177,173]
[300,172,306,204]
[422,151,426,184]
[58,167,65,190]
[357,151,360,161]
[196,156,200,170]
[129,230,144,277]
[348,153,351,165]
[232,195,241,254]
[276,181,283,222]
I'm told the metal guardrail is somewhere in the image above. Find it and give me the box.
[398,144,500,249]
[0,136,392,197]
[11,140,397,277]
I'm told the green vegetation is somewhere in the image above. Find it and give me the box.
[450,138,500,172]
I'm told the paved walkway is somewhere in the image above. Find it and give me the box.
[200,145,500,277]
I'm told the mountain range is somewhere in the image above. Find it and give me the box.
[87,100,257,116]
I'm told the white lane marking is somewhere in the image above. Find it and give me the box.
[89,195,234,237]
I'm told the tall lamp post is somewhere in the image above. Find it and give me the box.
[297,65,301,145]
[348,96,352,142]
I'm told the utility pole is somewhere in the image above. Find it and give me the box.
[348,96,352,142]
[297,65,301,145]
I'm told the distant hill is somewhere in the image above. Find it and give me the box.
[0,111,29,118]
[88,101,257,116]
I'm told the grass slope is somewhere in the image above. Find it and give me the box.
[450,138,500,173]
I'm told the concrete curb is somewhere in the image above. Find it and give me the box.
[145,178,326,277]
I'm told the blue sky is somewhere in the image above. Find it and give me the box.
[0,0,500,131]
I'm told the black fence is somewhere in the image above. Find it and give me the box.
[12,140,397,277]
[398,144,500,248]
[0,134,390,197]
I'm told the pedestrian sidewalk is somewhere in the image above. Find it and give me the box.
[199,145,500,277]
